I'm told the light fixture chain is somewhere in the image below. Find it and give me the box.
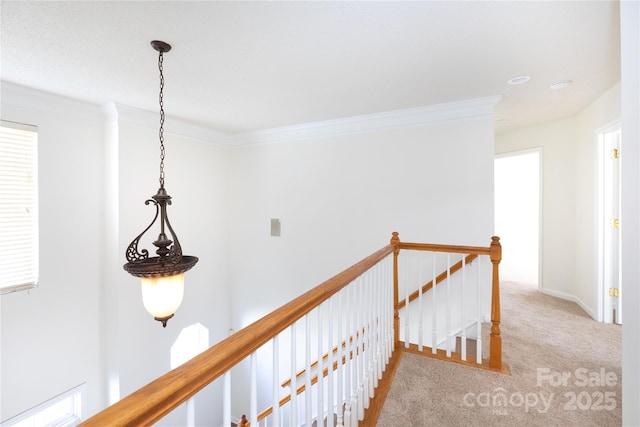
[158,50,166,188]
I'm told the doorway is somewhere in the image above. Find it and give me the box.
[494,149,541,288]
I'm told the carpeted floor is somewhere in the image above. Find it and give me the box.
[377,281,622,426]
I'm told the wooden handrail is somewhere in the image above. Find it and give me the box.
[79,244,394,427]
[81,233,502,426]
[399,241,491,255]
[397,254,478,310]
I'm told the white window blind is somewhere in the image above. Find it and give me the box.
[0,120,38,294]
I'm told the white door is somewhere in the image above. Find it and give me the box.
[600,123,622,324]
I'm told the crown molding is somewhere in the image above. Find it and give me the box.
[2,80,500,147]
[111,103,229,146]
[0,81,229,146]
[228,95,502,146]
[1,81,104,124]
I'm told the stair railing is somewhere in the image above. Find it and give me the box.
[80,238,395,427]
[79,232,502,427]
[393,233,504,371]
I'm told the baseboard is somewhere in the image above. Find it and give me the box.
[540,288,598,320]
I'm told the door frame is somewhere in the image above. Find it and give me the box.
[494,147,543,290]
[597,119,622,324]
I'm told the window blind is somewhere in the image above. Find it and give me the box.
[0,120,38,294]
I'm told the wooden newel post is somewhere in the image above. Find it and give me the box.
[391,232,401,349]
[489,236,502,370]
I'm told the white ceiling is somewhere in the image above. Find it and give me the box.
[1,1,620,135]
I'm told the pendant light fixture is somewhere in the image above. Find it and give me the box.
[123,40,198,327]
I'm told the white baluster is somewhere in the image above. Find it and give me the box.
[476,256,483,364]
[328,298,335,427]
[368,271,374,404]
[432,252,437,355]
[361,272,370,409]
[446,253,452,358]
[418,251,423,352]
[374,262,384,377]
[368,269,376,395]
[375,263,382,383]
[344,283,353,427]
[317,303,324,427]
[305,314,312,427]
[380,260,387,362]
[186,398,195,427]
[250,352,258,425]
[387,255,393,361]
[344,401,352,426]
[404,252,410,348]
[290,322,298,427]
[461,254,467,361]
[272,335,280,427]
[337,288,344,427]
[223,372,231,427]
[356,278,364,421]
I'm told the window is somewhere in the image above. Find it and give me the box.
[0,120,38,294]
[0,384,86,427]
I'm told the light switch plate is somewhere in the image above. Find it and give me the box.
[271,218,281,237]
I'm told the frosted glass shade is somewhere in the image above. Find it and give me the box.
[141,273,185,320]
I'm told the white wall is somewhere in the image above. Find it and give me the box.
[495,117,578,298]
[0,83,496,425]
[495,82,621,317]
[112,109,232,426]
[6,73,635,424]
[573,84,620,314]
[0,86,232,426]
[229,117,495,328]
[227,109,497,416]
[0,84,105,420]
[4,73,635,425]
[620,2,640,425]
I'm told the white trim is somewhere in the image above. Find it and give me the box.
[230,95,502,146]
[0,383,87,427]
[596,118,623,136]
[494,146,542,159]
[494,147,543,291]
[537,148,544,295]
[1,81,104,124]
[110,103,230,147]
[540,288,597,320]
[2,80,500,147]
[596,119,622,324]
[0,82,229,146]
[0,283,38,295]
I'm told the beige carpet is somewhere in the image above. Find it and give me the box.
[377,281,622,426]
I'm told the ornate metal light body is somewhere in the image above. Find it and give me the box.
[123,40,198,327]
